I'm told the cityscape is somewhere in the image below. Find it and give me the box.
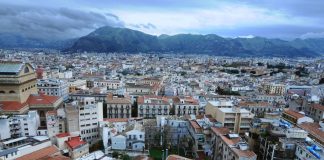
[0,1,324,160]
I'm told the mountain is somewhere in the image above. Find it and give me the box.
[69,26,161,52]
[66,26,321,57]
[0,33,76,49]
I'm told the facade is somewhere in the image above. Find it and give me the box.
[65,136,89,159]
[0,111,40,140]
[263,83,286,95]
[138,95,171,118]
[173,96,200,116]
[106,93,132,118]
[46,110,66,139]
[78,97,102,145]
[206,101,254,134]
[37,79,69,100]
[307,104,324,122]
[0,61,37,103]
[211,127,257,160]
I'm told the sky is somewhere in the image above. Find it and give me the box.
[1,0,324,40]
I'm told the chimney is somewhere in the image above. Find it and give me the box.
[107,93,113,100]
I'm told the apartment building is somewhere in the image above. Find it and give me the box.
[65,136,89,159]
[0,111,39,140]
[79,97,103,145]
[307,104,324,122]
[46,110,66,139]
[262,83,286,95]
[138,95,170,118]
[211,127,257,160]
[37,79,69,100]
[106,93,132,118]
[206,101,254,134]
[173,96,200,116]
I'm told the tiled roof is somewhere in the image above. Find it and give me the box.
[284,109,305,119]
[298,122,324,144]
[232,148,257,158]
[211,127,230,135]
[56,132,70,138]
[65,136,87,149]
[16,145,59,160]
[312,104,324,111]
[0,101,28,111]
[220,135,241,145]
[27,93,60,105]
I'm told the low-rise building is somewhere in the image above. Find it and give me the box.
[138,95,170,118]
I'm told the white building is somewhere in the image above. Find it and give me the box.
[0,111,40,140]
[37,79,69,100]
[79,97,103,145]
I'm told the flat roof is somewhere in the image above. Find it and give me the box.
[218,108,250,113]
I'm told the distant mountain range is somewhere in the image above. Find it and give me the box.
[1,26,324,57]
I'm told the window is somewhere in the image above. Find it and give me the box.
[0,91,5,94]
[9,90,15,94]
[24,67,29,73]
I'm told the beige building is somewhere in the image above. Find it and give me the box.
[137,95,170,118]
[106,93,132,118]
[211,127,257,160]
[173,96,199,116]
[65,136,89,159]
[0,61,63,127]
[206,101,254,134]
[262,83,286,95]
[0,61,37,103]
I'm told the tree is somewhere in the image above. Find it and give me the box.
[112,151,119,158]
[319,78,324,84]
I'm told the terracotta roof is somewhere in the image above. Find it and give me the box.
[211,127,230,135]
[189,120,202,131]
[138,95,170,105]
[0,101,28,111]
[232,148,257,158]
[16,145,59,160]
[65,136,87,149]
[283,109,305,119]
[27,93,60,105]
[220,135,241,145]
[38,155,70,160]
[298,122,324,144]
[106,97,131,104]
[312,104,324,111]
[239,101,271,107]
[56,132,70,138]
[104,118,129,123]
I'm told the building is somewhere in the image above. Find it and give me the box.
[0,136,53,160]
[206,101,254,134]
[307,104,324,122]
[65,136,89,159]
[0,111,40,140]
[173,96,200,116]
[295,141,323,160]
[106,93,132,118]
[282,109,314,125]
[78,97,102,145]
[262,83,286,95]
[137,95,171,118]
[46,110,66,139]
[0,61,37,103]
[211,127,257,160]
[37,79,69,100]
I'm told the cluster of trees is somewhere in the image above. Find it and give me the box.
[216,86,240,96]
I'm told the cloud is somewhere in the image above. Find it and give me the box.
[300,32,324,39]
[0,3,125,39]
[128,23,156,30]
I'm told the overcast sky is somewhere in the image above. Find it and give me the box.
[1,0,324,40]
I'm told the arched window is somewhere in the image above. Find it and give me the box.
[24,67,29,73]
[0,91,5,94]
[9,90,15,94]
